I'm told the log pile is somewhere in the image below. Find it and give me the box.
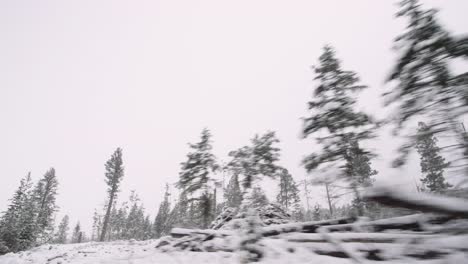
[156,187,468,262]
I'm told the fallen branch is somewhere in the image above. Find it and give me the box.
[47,253,67,262]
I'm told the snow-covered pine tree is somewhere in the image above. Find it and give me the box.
[142,215,152,240]
[386,0,468,170]
[245,187,269,209]
[125,191,146,240]
[276,168,301,212]
[416,122,451,192]
[107,204,118,240]
[224,174,243,209]
[302,45,376,216]
[71,222,82,243]
[0,173,35,253]
[177,129,218,228]
[33,168,59,244]
[153,184,171,238]
[169,190,190,228]
[100,148,124,242]
[227,131,281,192]
[91,210,102,241]
[17,179,38,251]
[344,140,378,216]
[54,215,69,244]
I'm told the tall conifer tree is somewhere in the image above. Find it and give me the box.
[224,174,243,209]
[33,168,59,243]
[386,0,468,170]
[54,215,69,244]
[416,122,451,192]
[153,184,171,238]
[100,148,124,241]
[302,45,376,216]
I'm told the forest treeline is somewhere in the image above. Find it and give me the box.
[1,0,467,255]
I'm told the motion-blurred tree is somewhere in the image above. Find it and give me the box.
[302,45,377,216]
[227,131,281,191]
[177,128,219,228]
[386,0,468,174]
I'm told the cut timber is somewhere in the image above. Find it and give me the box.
[278,232,442,243]
[325,214,453,232]
[260,217,356,237]
[364,186,468,218]
[170,217,355,238]
[288,241,454,261]
[170,228,234,238]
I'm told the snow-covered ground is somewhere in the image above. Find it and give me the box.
[1,237,468,264]
[0,239,353,264]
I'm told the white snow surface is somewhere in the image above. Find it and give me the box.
[0,239,350,264]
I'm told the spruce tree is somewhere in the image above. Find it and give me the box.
[177,129,218,194]
[71,222,82,243]
[199,191,216,228]
[153,184,171,238]
[224,174,243,209]
[245,187,268,208]
[171,191,190,228]
[91,210,102,241]
[177,129,218,228]
[125,191,145,239]
[100,148,124,241]
[54,215,69,244]
[33,168,59,243]
[276,169,301,212]
[227,131,281,191]
[142,215,152,240]
[344,141,378,216]
[302,45,376,216]
[17,182,38,251]
[416,122,451,192]
[386,0,468,169]
[0,173,35,252]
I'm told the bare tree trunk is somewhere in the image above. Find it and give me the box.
[100,194,114,242]
[352,184,364,216]
[303,178,311,213]
[325,183,333,218]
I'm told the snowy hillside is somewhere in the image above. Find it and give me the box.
[0,239,353,264]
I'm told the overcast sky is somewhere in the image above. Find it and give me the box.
[1,0,467,232]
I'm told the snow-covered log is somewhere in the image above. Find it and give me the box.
[278,232,441,243]
[260,217,356,237]
[171,217,355,238]
[325,214,453,232]
[170,228,234,238]
[364,186,468,218]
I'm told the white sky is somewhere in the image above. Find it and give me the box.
[1,0,467,233]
